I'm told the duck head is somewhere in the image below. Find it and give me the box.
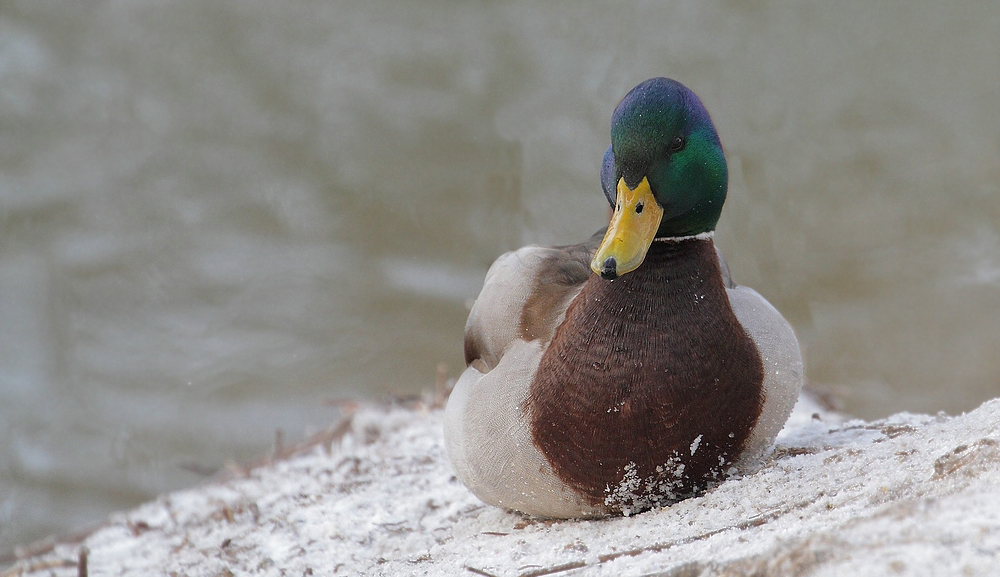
[592,78,728,279]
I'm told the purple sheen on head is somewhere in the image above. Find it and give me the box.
[601,145,616,207]
[611,78,719,155]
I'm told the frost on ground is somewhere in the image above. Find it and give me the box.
[6,393,1000,577]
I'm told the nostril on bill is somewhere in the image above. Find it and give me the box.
[600,257,618,280]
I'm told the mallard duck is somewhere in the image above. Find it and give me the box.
[444,77,803,518]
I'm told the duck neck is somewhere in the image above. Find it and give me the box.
[652,230,714,244]
[610,235,724,304]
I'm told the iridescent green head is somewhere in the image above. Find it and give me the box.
[593,78,728,278]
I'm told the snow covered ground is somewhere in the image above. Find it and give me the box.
[5,393,1000,576]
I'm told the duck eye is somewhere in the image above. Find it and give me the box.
[669,136,685,152]
[635,203,644,214]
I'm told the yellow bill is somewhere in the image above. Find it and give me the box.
[590,176,664,279]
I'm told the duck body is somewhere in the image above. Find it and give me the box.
[444,78,803,518]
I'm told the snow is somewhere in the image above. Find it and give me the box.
[6,393,1000,577]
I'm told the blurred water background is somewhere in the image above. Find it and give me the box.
[2,0,1000,556]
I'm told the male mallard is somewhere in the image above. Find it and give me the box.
[444,78,803,518]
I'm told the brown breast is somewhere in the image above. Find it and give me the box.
[527,238,764,512]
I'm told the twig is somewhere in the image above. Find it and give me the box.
[434,362,453,407]
[464,565,499,577]
[597,499,814,563]
[77,547,88,577]
[273,429,285,463]
[519,560,587,577]
[0,559,75,577]
[0,524,104,569]
[508,498,816,577]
